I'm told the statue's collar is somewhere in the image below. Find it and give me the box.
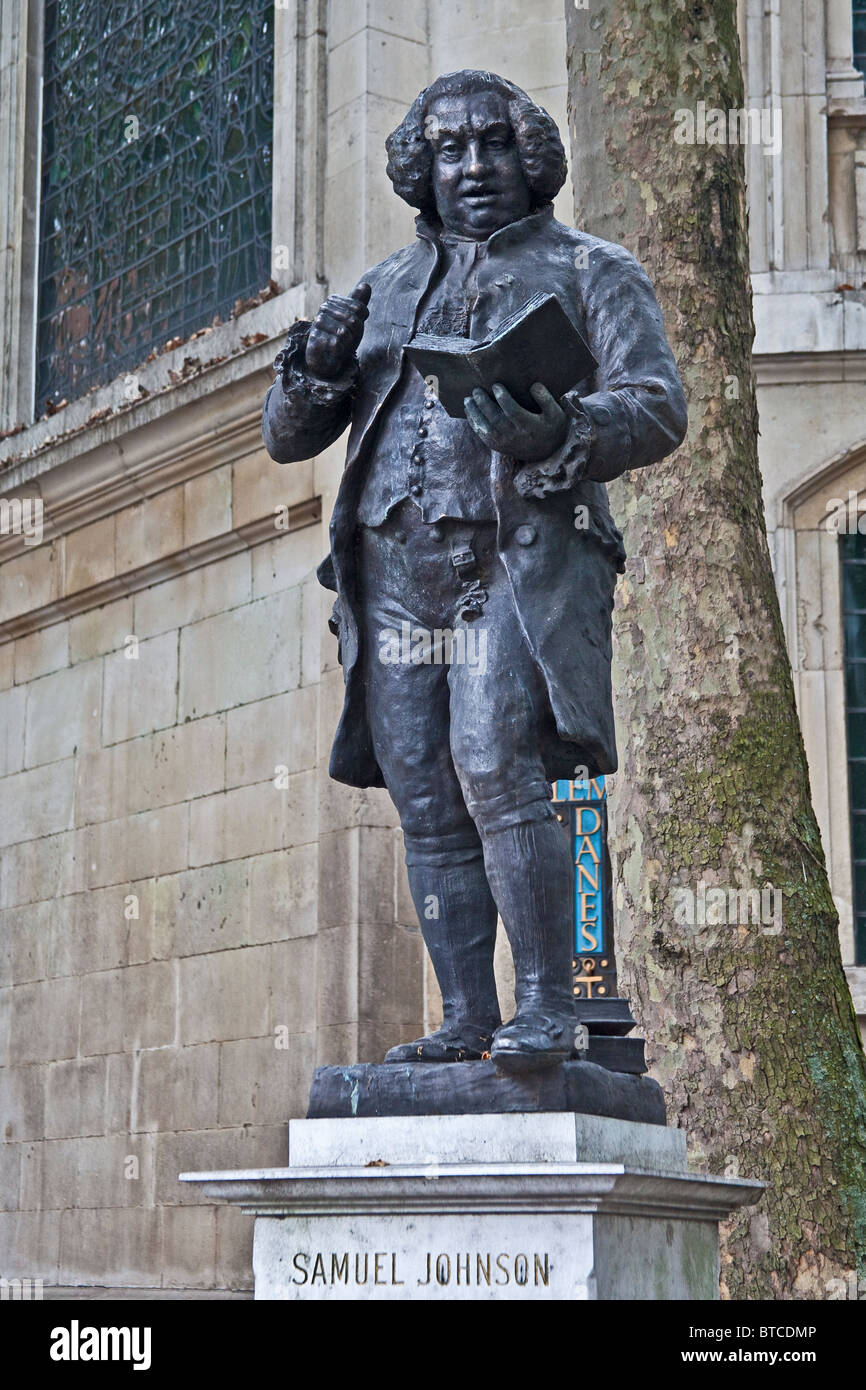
[414,203,555,253]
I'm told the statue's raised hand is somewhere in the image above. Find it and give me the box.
[464,382,568,462]
[305,281,371,379]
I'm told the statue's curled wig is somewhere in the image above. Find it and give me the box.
[385,70,568,218]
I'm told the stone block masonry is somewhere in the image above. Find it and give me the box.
[0,406,424,1290]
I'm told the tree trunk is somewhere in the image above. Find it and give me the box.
[565,0,866,1298]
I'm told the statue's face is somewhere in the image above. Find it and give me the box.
[428,92,532,240]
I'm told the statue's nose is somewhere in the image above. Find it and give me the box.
[463,142,487,178]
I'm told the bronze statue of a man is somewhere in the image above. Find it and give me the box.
[263,70,687,1072]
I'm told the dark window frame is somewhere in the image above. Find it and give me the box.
[841,533,866,965]
[854,1,866,76]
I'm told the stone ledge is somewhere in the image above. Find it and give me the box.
[0,372,285,564]
[753,293,866,359]
[0,496,321,645]
[41,1286,253,1301]
[754,349,866,386]
[0,290,309,482]
[182,1163,763,1224]
[828,92,866,125]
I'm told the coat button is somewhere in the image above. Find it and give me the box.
[394,530,407,544]
[410,483,423,497]
[514,525,537,546]
[429,524,444,541]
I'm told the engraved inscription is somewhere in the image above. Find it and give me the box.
[288,1250,550,1288]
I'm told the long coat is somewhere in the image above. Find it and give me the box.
[262,206,687,788]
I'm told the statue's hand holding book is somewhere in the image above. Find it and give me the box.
[404,292,597,419]
[405,290,597,468]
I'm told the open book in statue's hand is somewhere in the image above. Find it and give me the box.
[404,292,598,419]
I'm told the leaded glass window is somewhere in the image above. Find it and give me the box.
[36,0,274,416]
[855,2,866,76]
[842,534,866,964]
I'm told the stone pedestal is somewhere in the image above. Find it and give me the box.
[182,1112,763,1301]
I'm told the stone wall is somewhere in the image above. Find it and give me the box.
[0,378,330,1288]
[743,0,866,1006]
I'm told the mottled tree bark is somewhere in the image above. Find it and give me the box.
[565,0,866,1298]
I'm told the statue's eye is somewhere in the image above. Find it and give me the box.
[438,143,462,160]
